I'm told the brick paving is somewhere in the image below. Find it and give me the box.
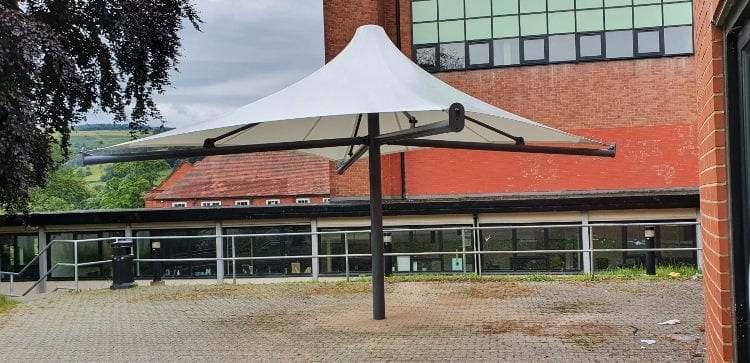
[0,279,704,362]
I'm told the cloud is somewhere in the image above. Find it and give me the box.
[152,0,324,128]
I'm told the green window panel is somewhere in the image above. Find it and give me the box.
[413,22,439,44]
[663,0,688,2]
[466,17,492,39]
[465,0,491,17]
[412,0,438,22]
[576,0,603,9]
[548,0,575,11]
[605,7,633,30]
[520,13,547,35]
[576,9,604,32]
[519,0,546,13]
[663,2,693,26]
[438,0,464,19]
[632,0,659,4]
[604,0,631,6]
[548,11,575,34]
[439,20,466,42]
[633,5,662,27]
[493,15,520,37]
[492,0,518,15]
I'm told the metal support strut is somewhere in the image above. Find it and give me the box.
[368,112,386,320]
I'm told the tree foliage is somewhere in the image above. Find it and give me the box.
[98,160,169,209]
[29,166,94,212]
[0,0,200,214]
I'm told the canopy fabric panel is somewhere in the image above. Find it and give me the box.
[100,25,605,161]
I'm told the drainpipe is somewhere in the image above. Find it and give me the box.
[395,0,407,200]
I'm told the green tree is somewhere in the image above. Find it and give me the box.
[29,167,94,212]
[98,160,169,209]
[0,0,200,214]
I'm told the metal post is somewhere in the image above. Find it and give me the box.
[232,236,237,284]
[9,274,13,297]
[368,112,385,320]
[695,216,703,271]
[37,227,47,293]
[645,226,656,275]
[215,222,224,285]
[344,233,350,282]
[311,218,320,280]
[581,212,592,275]
[74,240,79,292]
[383,233,392,277]
[461,229,467,274]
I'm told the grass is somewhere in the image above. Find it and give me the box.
[0,295,18,314]
[351,265,702,284]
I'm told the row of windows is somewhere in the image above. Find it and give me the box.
[411,0,694,71]
[170,198,328,208]
[416,26,692,70]
[0,223,697,279]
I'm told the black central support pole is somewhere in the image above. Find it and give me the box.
[368,112,385,320]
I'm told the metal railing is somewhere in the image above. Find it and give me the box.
[0,222,701,296]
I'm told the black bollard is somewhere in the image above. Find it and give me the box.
[384,233,393,277]
[645,226,656,275]
[151,241,164,285]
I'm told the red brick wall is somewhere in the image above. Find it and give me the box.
[324,0,385,62]
[694,0,734,360]
[145,196,329,208]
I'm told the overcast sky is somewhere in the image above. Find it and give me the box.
[90,0,325,128]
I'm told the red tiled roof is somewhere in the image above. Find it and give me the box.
[155,151,331,199]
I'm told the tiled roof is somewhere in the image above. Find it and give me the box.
[154,151,331,199]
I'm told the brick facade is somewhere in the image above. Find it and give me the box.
[694,0,734,360]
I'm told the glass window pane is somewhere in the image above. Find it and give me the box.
[523,38,545,61]
[577,9,604,32]
[413,22,439,44]
[604,0,631,6]
[520,0,546,13]
[605,7,633,30]
[438,0,464,19]
[549,34,577,61]
[520,13,547,35]
[466,17,492,39]
[605,30,634,58]
[481,229,513,270]
[664,25,693,54]
[663,2,693,26]
[548,11,575,34]
[493,38,520,65]
[576,0,603,9]
[579,34,602,57]
[492,0,519,15]
[439,20,465,42]
[469,41,491,64]
[416,47,437,67]
[465,0,491,17]
[493,15,520,37]
[439,42,466,69]
[634,5,662,28]
[637,30,661,53]
[549,0,575,11]
[633,0,659,4]
[412,0,438,22]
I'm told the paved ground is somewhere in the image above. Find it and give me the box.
[0,279,704,362]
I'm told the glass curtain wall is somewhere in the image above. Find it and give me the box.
[135,228,215,278]
[0,234,40,279]
[411,0,694,71]
[223,225,312,276]
[48,231,122,279]
[480,226,581,272]
[591,224,697,270]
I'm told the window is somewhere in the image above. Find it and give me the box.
[200,201,221,207]
[295,198,311,204]
[266,199,280,205]
[171,202,187,208]
[322,197,331,203]
[411,0,694,71]
[234,200,250,206]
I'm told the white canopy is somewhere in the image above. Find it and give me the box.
[101,25,605,161]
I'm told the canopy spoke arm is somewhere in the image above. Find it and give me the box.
[203,123,259,148]
[387,139,617,157]
[336,145,368,175]
[377,103,465,143]
[464,115,525,145]
[345,114,363,158]
[83,137,367,165]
